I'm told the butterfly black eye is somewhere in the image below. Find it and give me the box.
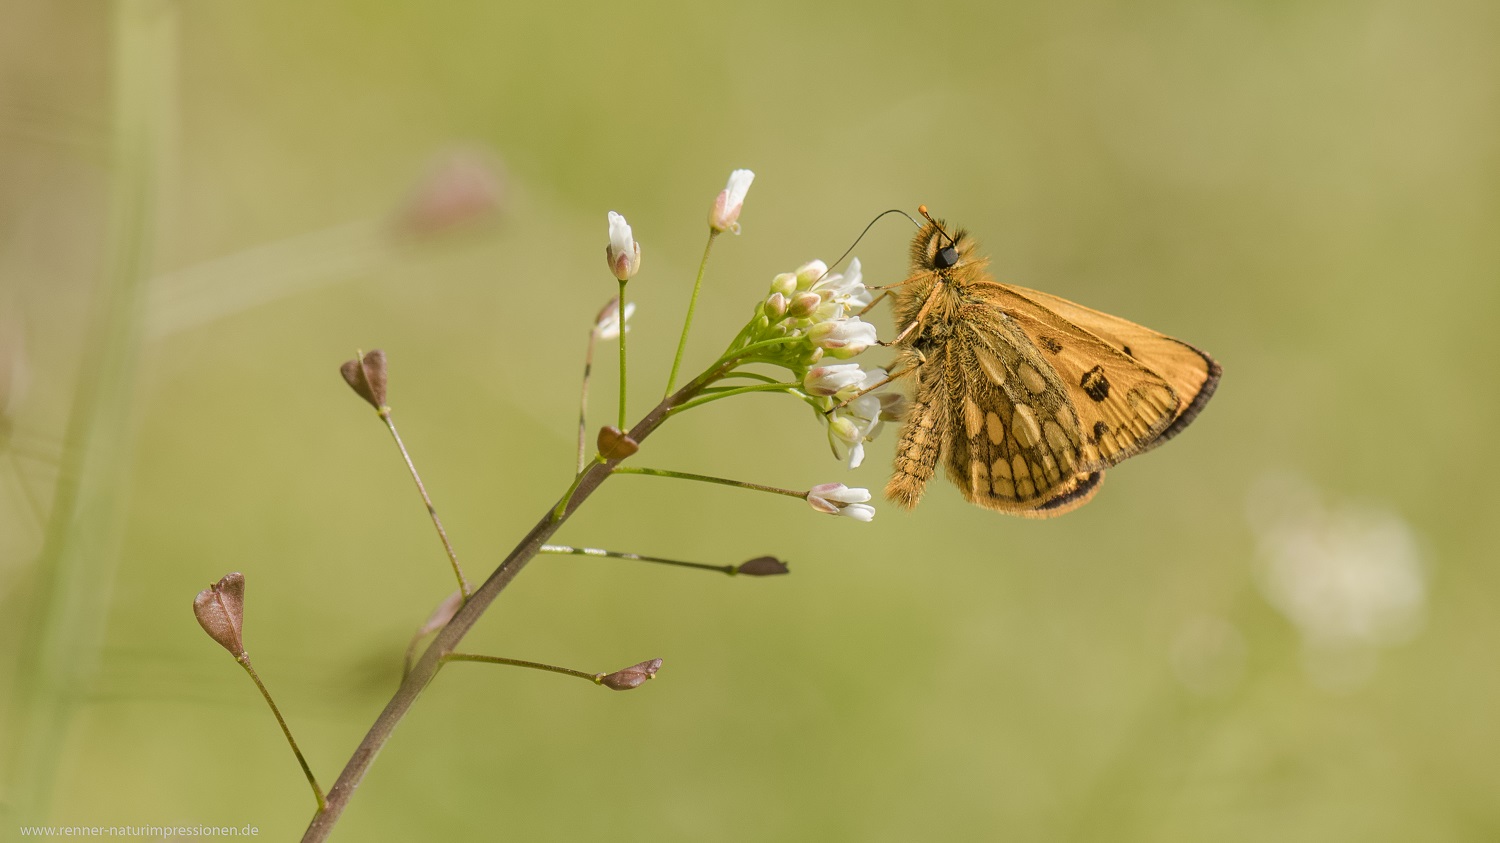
[934,245,959,269]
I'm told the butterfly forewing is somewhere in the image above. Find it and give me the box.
[999,284,1222,451]
[974,285,1182,467]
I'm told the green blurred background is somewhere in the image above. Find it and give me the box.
[3,0,1498,839]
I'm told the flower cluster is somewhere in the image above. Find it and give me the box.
[599,171,894,524]
[721,257,905,474]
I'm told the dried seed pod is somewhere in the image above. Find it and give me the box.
[339,350,388,410]
[734,556,789,577]
[596,426,640,461]
[193,572,247,658]
[597,658,663,691]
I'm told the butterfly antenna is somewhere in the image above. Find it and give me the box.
[917,204,957,248]
[811,208,922,287]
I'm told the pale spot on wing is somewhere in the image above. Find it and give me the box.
[976,347,1007,386]
[1013,455,1034,499]
[1028,460,1047,492]
[992,472,1016,499]
[1011,404,1041,448]
[963,398,984,438]
[1057,404,1077,432]
[970,459,988,492]
[986,412,1005,446]
[1018,363,1047,395]
[992,458,1012,480]
[1041,453,1060,484]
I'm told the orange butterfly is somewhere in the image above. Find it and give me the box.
[883,208,1221,517]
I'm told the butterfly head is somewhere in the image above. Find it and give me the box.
[911,206,978,274]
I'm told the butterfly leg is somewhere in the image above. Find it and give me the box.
[889,280,945,345]
[824,364,916,413]
[856,290,890,316]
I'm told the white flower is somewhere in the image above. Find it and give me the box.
[803,363,866,397]
[839,503,876,522]
[807,317,878,358]
[592,299,636,341]
[709,168,755,233]
[809,258,871,313]
[827,393,883,469]
[806,483,875,521]
[1247,472,1426,691]
[605,211,641,281]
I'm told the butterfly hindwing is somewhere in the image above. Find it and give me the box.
[936,313,1103,517]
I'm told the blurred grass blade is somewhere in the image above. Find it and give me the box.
[8,0,173,819]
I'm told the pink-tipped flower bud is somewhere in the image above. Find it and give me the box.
[708,169,754,234]
[769,273,798,297]
[597,658,663,690]
[765,292,789,320]
[788,292,822,319]
[735,556,790,576]
[339,349,388,410]
[795,260,828,289]
[605,211,642,281]
[193,572,247,658]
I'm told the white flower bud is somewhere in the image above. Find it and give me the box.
[708,168,754,233]
[795,260,828,288]
[605,211,641,281]
[788,292,822,319]
[769,273,798,297]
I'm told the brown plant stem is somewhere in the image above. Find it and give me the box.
[300,366,724,842]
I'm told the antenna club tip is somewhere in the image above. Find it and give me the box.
[917,204,928,216]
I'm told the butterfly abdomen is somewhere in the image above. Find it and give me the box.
[886,356,948,510]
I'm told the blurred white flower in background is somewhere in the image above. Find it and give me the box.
[1247,471,1427,691]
